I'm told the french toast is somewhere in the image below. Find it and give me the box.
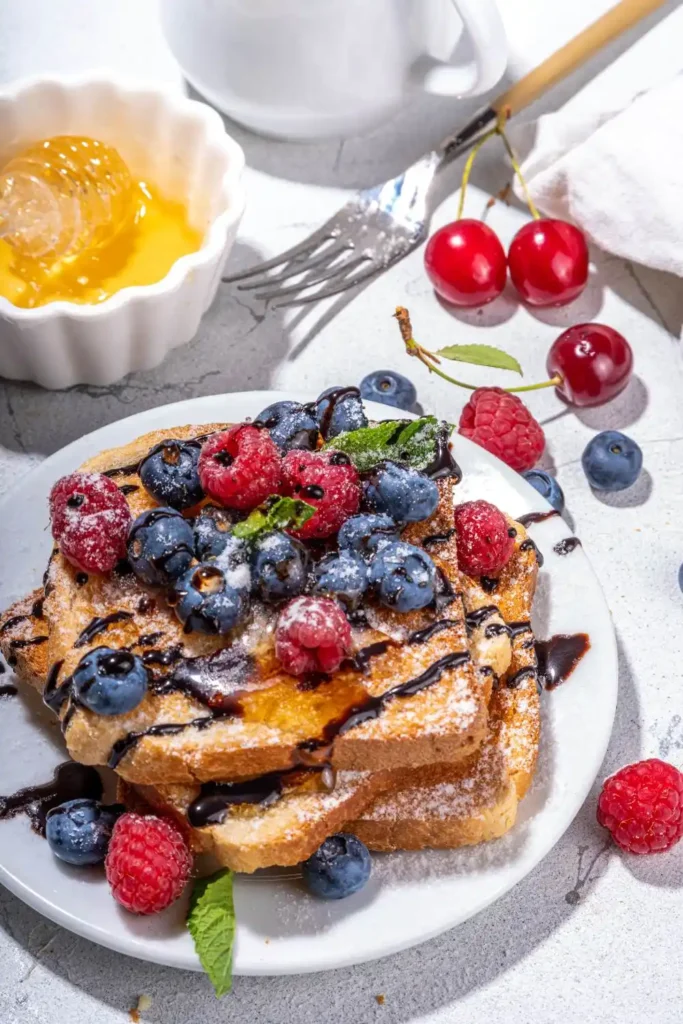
[0,514,539,871]
[33,425,492,784]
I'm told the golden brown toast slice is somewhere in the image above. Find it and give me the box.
[8,424,493,785]
[347,628,541,851]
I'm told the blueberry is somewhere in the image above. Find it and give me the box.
[368,540,436,612]
[127,507,194,586]
[45,798,120,866]
[302,832,371,900]
[363,461,438,523]
[522,470,565,512]
[581,430,643,492]
[337,513,399,560]
[171,563,250,634]
[315,386,368,439]
[252,531,307,603]
[72,647,148,716]
[194,505,239,560]
[139,439,204,510]
[255,400,320,452]
[312,552,368,609]
[360,370,417,412]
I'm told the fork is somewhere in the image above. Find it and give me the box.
[223,0,666,307]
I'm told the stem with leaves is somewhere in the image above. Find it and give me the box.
[395,307,562,394]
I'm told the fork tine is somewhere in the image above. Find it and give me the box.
[236,242,354,292]
[222,225,340,282]
[273,262,380,307]
[255,254,370,302]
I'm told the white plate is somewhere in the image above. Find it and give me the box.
[0,391,617,975]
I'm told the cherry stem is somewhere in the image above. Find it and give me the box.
[394,306,562,395]
[456,127,499,221]
[495,110,541,221]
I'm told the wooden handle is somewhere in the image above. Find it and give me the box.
[493,0,668,117]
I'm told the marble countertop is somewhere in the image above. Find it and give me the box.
[2,2,683,1022]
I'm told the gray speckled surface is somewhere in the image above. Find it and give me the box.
[2,2,683,1021]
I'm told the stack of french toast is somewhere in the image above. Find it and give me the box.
[0,417,540,875]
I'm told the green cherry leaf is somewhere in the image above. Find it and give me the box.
[434,344,523,376]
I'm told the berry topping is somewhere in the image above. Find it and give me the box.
[281,449,361,539]
[254,400,320,452]
[302,832,371,900]
[458,387,545,472]
[359,370,417,412]
[138,438,204,510]
[368,541,436,613]
[46,798,120,866]
[597,759,683,855]
[170,562,251,634]
[363,461,438,524]
[547,323,633,408]
[127,507,195,586]
[193,505,239,560]
[522,470,565,513]
[198,425,281,511]
[312,552,368,610]
[315,386,368,440]
[581,430,642,492]
[252,530,307,603]
[338,513,399,561]
[276,596,352,676]
[453,500,514,578]
[508,220,589,307]
[424,219,507,308]
[49,472,132,574]
[72,647,148,716]
[105,813,192,914]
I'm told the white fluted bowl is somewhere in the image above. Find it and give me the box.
[0,76,246,389]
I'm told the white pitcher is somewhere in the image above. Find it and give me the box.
[161,0,507,140]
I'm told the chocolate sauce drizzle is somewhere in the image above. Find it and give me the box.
[0,684,18,698]
[74,611,133,648]
[188,767,328,827]
[536,633,590,689]
[118,483,139,495]
[554,537,582,556]
[317,386,361,438]
[517,510,560,528]
[0,614,28,633]
[0,762,102,836]
[8,636,48,650]
[422,529,456,550]
[520,538,544,568]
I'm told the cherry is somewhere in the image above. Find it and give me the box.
[508,219,588,307]
[424,219,507,308]
[547,323,633,407]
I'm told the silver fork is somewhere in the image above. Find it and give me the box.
[222,107,498,308]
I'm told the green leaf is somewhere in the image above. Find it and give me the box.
[435,344,522,376]
[232,496,315,541]
[187,869,235,998]
[322,416,454,474]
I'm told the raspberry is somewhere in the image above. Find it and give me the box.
[105,813,192,914]
[458,387,545,472]
[276,596,352,676]
[597,759,683,855]
[198,425,281,511]
[453,500,515,577]
[49,472,132,573]
[281,449,361,539]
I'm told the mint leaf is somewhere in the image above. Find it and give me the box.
[435,344,522,376]
[187,869,235,998]
[322,416,452,474]
[232,496,315,541]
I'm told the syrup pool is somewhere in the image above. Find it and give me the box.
[0,179,203,309]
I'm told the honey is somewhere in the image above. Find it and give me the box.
[0,136,202,309]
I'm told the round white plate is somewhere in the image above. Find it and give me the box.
[0,391,617,975]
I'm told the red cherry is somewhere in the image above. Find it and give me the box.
[424,219,507,308]
[508,219,588,307]
[547,323,633,407]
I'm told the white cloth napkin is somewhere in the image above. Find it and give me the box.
[511,6,683,276]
